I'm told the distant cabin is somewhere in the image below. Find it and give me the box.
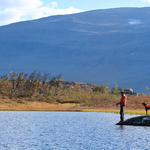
[123,88,136,95]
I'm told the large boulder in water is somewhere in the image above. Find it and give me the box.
[116,116,150,126]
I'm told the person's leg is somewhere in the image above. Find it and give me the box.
[120,106,124,121]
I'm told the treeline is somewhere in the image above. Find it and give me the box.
[0,71,62,98]
[0,72,121,105]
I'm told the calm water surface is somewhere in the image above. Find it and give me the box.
[0,111,149,150]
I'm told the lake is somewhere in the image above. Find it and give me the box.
[0,111,150,150]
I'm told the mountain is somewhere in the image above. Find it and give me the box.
[0,7,150,92]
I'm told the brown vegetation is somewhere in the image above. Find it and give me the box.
[0,72,149,113]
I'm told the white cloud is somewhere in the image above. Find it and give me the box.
[141,0,150,2]
[51,1,58,8]
[0,0,82,26]
[0,0,42,9]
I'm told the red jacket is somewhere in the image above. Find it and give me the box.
[145,104,150,108]
[120,95,127,106]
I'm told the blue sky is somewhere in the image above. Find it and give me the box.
[0,0,150,26]
[43,0,150,10]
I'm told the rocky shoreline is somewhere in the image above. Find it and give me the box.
[116,116,150,126]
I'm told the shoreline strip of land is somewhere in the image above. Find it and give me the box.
[0,101,146,115]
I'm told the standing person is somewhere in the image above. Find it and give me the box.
[116,92,127,122]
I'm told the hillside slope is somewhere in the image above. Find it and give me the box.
[0,7,150,92]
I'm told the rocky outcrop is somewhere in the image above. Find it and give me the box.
[116,116,150,126]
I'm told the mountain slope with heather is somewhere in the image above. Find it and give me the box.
[0,7,150,92]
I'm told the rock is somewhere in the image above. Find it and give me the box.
[116,116,150,126]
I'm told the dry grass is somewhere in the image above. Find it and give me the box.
[0,95,149,115]
[81,108,146,115]
[0,97,82,111]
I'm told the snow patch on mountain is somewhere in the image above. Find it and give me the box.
[128,19,142,25]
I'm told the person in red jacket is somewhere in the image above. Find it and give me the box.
[116,92,127,122]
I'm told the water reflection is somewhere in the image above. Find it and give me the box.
[119,125,124,130]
